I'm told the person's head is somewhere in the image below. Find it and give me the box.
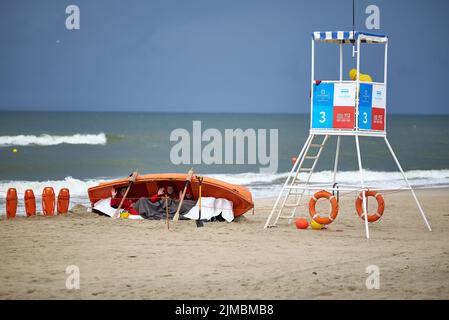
[114,187,126,196]
[166,185,175,195]
[185,192,193,200]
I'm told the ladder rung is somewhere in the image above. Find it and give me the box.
[285,185,304,189]
[310,144,324,148]
[279,215,294,219]
[283,204,299,208]
[299,168,313,172]
[305,156,318,160]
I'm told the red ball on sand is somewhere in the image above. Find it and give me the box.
[295,218,309,229]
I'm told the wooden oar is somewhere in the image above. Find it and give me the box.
[196,176,204,228]
[164,195,170,230]
[173,168,194,222]
[112,171,138,219]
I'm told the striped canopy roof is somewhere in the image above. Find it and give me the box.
[312,31,388,44]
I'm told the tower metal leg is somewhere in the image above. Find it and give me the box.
[384,137,432,231]
[355,135,370,239]
[332,136,341,184]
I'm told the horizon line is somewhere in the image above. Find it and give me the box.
[0,109,448,116]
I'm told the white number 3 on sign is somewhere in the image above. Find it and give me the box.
[319,112,326,123]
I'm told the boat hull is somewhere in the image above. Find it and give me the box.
[87,173,254,217]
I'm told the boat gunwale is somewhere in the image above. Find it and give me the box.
[87,174,254,208]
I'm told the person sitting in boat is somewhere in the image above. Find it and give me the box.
[110,187,139,215]
[134,184,195,220]
[150,184,179,203]
[181,186,195,201]
[184,191,194,201]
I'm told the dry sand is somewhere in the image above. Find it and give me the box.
[1,188,449,299]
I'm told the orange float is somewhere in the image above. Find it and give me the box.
[6,188,18,219]
[57,188,70,214]
[309,190,339,225]
[24,189,36,217]
[295,218,309,229]
[42,187,55,216]
[355,190,385,222]
[291,156,298,166]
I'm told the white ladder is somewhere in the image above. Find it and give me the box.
[264,134,329,228]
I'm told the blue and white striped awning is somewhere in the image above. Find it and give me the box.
[312,31,388,44]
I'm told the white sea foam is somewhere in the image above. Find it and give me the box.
[0,177,108,198]
[0,133,107,146]
[210,169,449,198]
[1,170,448,215]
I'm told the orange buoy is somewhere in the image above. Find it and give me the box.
[309,190,339,225]
[295,218,309,229]
[57,188,70,214]
[24,189,36,217]
[42,187,55,216]
[291,156,297,166]
[6,188,18,219]
[355,190,385,223]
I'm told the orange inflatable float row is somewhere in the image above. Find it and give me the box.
[5,187,70,219]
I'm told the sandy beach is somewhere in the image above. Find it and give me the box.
[1,188,448,300]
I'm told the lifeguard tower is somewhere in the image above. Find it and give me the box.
[264,31,432,239]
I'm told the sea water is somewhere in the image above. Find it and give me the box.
[1,111,449,215]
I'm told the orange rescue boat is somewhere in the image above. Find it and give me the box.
[87,173,254,217]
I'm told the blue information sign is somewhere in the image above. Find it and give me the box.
[312,83,334,128]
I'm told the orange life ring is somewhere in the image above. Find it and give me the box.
[309,190,339,225]
[355,190,385,222]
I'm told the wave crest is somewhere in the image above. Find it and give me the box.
[0,133,107,146]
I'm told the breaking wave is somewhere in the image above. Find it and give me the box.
[0,133,107,146]
[210,169,449,198]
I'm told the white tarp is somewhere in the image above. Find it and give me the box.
[93,198,143,220]
[94,197,234,222]
[93,198,116,217]
[183,197,234,222]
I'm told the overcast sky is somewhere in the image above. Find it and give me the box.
[0,0,448,114]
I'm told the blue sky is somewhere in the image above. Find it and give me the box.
[0,0,448,114]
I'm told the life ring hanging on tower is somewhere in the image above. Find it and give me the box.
[309,190,339,225]
[355,190,385,222]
